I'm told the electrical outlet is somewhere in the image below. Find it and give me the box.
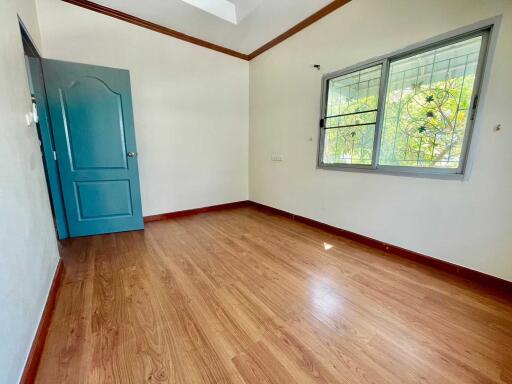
[271,155,284,162]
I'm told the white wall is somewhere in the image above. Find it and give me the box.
[0,0,61,382]
[36,0,250,216]
[249,0,512,282]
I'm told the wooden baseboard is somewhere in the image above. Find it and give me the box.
[142,199,510,292]
[144,200,251,223]
[247,201,512,293]
[20,259,64,384]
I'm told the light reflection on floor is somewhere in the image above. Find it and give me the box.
[311,279,342,317]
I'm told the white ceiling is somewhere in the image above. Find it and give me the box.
[180,0,263,24]
[94,0,334,55]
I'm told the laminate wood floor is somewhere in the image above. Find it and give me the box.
[35,206,512,383]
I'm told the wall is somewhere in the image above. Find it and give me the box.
[249,0,512,282]
[36,0,249,216]
[0,0,61,382]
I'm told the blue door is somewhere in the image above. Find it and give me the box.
[26,56,69,239]
[42,59,144,237]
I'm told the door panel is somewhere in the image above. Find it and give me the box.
[75,180,133,219]
[42,59,143,237]
[63,77,127,170]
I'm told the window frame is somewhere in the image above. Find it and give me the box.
[317,19,498,179]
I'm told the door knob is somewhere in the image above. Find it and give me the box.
[127,151,137,157]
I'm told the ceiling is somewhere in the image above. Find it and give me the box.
[93,0,335,55]
[179,0,263,24]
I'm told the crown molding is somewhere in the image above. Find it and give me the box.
[62,0,352,61]
[246,0,351,60]
[62,0,250,60]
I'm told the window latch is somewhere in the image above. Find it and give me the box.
[320,118,325,128]
[470,94,479,121]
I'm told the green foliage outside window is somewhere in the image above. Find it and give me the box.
[322,34,483,171]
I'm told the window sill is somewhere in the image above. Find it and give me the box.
[317,163,465,180]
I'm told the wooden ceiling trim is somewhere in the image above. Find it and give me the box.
[247,0,351,60]
[62,0,352,61]
[62,0,250,60]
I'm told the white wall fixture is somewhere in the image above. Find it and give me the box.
[32,101,39,123]
[24,112,34,126]
[24,102,38,126]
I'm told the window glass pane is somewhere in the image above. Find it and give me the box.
[323,125,375,165]
[379,35,483,169]
[323,64,382,165]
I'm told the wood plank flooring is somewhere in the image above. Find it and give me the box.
[35,206,512,383]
